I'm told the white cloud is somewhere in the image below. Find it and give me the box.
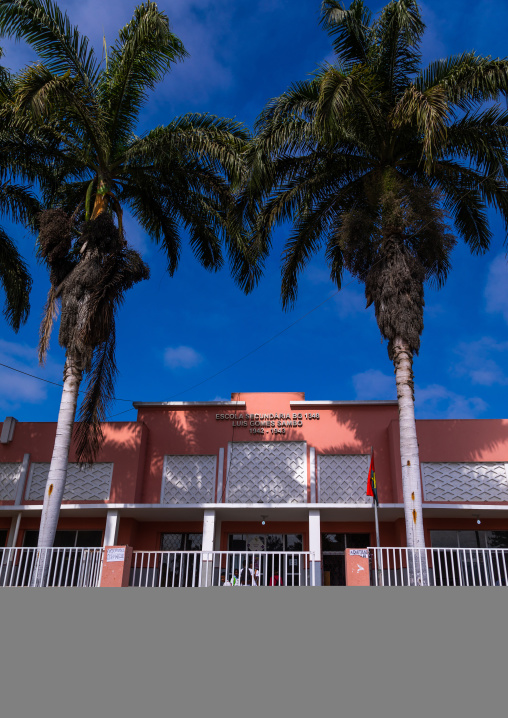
[0,339,62,411]
[0,1,236,104]
[455,337,508,387]
[353,369,396,400]
[164,345,203,370]
[353,366,488,418]
[485,254,508,324]
[415,384,487,419]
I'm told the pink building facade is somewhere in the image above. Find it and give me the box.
[1,392,508,585]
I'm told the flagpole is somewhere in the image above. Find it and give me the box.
[374,495,380,549]
[371,446,380,549]
[371,446,382,586]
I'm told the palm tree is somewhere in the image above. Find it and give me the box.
[0,48,39,333]
[243,0,508,555]
[0,0,255,557]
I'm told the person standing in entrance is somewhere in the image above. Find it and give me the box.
[241,560,258,586]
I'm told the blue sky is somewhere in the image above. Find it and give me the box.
[0,0,507,423]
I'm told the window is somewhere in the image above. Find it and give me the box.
[227,535,303,552]
[321,533,371,586]
[23,530,103,547]
[321,533,370,552]
[19,530,103,586]
[159,533,203,587]
[431,531,508,549]
[0,530,7,563]
[226,534,304,585]
[160,533,202,551]
[430,530,508,586]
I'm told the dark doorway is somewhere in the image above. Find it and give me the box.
[323,554,345,586]
[321,533,371,586]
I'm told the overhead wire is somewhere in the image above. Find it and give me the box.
[1,164,504,419]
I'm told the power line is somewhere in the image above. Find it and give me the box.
[0,362,64,388]
[1,166,502,420]
[0,362,133,402]
[106,287,342,419]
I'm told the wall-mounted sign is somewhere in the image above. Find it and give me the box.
[247,536,265,552]
[107,547,125,562]
[215,411,320,435]
[349,549,369,558]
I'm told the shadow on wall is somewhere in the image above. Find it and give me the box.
[145,403,397,504]
[414,419,508,462]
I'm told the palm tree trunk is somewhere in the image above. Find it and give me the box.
[392,336,428,583]
[33,355,82,585]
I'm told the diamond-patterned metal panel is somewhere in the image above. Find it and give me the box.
[226,442,307,504]
[318,454,371,504]
[27,463,113,501]
[0,463,22,501]
[422,462,508,502]
[162,455,216,504]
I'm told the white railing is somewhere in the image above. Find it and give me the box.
[129,550,315,587]
[0,547,104,587]
[370,547,508,586]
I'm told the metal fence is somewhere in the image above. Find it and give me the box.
[370,547,508,586]
[0,547,104,587]
[129,550,315,587]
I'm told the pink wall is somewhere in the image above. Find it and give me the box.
[389,419,508,504]
[2,394,508,518]
[136,393,400,504]
[0,421,147,505]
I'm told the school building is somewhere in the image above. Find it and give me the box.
[1,391,508,586]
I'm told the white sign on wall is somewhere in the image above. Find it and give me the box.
[247,536,265,552]
[107,548,125,562]
[349,549,369,558]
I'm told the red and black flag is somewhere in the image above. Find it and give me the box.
[366,452,378,506]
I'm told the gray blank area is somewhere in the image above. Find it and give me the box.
[0,590,506,718]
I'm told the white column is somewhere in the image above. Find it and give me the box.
[6,512,21,548]
[202,509,216,586]
[309,509,322,586]
[2,512,22,572]
[104,510,120,547]
[213,516,222,552]
[14,454,30,505]
[216,448,225,502]
[309,448,316,503]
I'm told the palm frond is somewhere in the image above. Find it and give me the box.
[101,1,187,148]
[373,0,424,96]
[255,78,321,130]
[392,83,448,167]
[317,62,383,141]
[320,0,373,65]
[416,52,508,111]
[38,284,58,362]
[0,0,100,85]
[74,327,116,465]
[126,114,249,186]
[122,180,182,275]
[0,179,40,228]
[0,225,31,330]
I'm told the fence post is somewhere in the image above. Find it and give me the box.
[100,546,133,587]
[308,509,322,586]
[345,548,371,586]
[200,509,216,586]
